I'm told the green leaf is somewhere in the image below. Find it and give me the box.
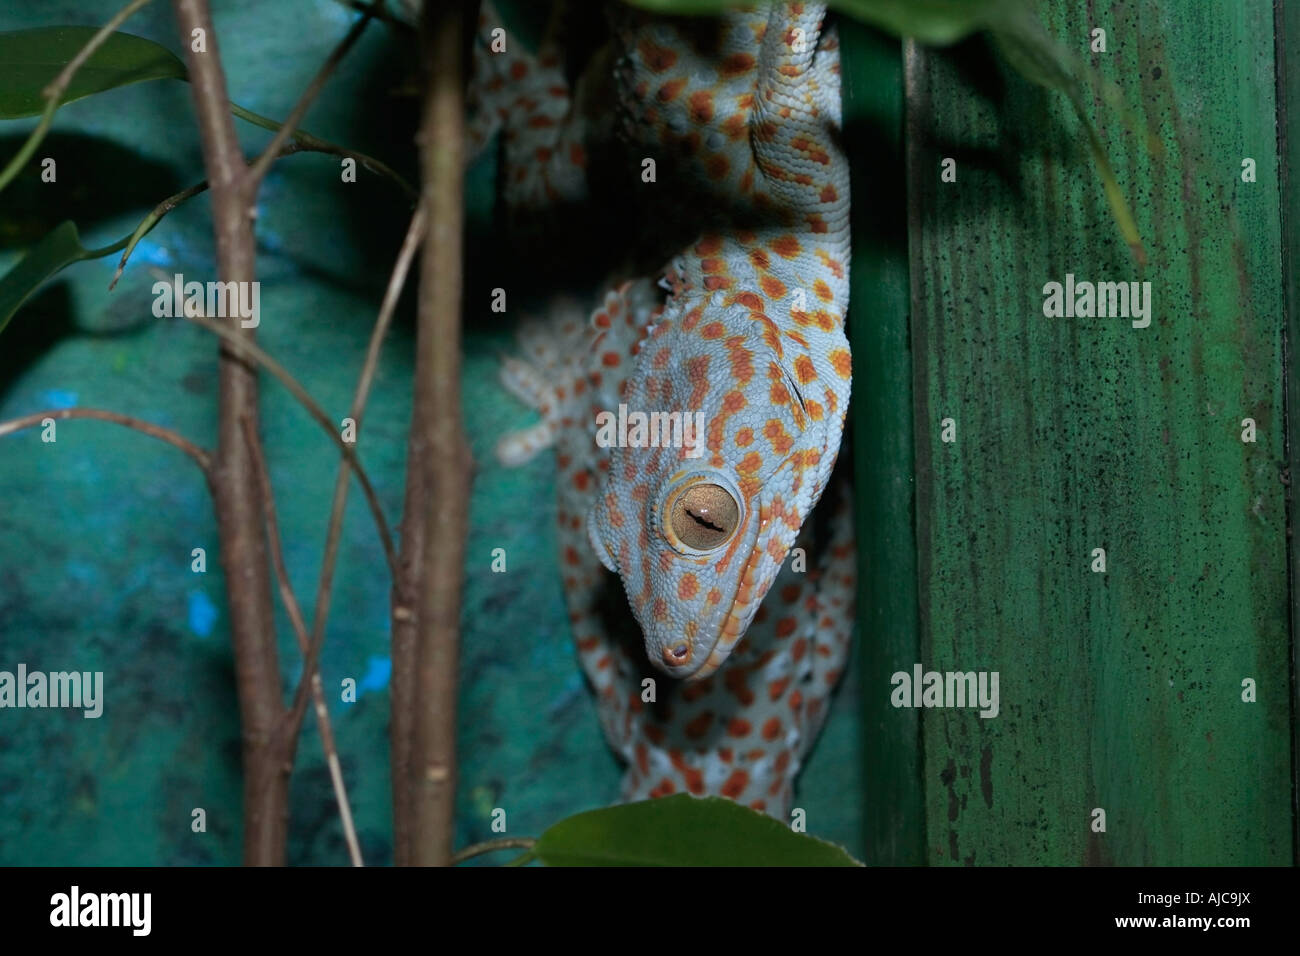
[626,0,1010,45]
[0,221,126,335]
[0,27,186,119]
[530,795,863,866]
[830,0,1009,46]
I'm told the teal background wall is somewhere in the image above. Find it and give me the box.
[0,0,862,865]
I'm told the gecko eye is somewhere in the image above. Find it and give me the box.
[669,483,740,551]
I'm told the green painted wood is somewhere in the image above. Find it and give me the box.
[842,19,926,865]
[906,0,1293,864]
[1276,0,1300,862]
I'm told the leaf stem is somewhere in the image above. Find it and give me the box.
[451,838,537,865]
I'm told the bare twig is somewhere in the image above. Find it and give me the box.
[240,416,363,868]
[165,303,401,580]
[243,6,377,190]
[405,0,471,868]
[0,408,211,474]
[451,837,536,865]
[300,207,425,740]
[172,0,284,867]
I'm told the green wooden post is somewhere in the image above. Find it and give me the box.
[843,19,927,865]
[905,0,1293,864]
[1277,0,1300,863]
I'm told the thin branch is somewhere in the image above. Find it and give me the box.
[166,304,401,581]
[408,0,471,868]
[296,207,425,747]
[173,0,284,867]
[0,0,156,193]
[243,6,377,190]
[451,837,536,865]
[240,416,363,868]
[0,408,211,473]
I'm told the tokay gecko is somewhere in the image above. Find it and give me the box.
[477,1,855,817]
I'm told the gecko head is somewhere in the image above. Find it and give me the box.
[586,297,847,680]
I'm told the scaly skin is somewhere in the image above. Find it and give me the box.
[486,1,855,817]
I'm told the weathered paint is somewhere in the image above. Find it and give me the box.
[843,19,926,865]
[906,0,1292,864]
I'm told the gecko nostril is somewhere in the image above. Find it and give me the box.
[664,642,692,664]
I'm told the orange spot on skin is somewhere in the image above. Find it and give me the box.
[572,471,590,491]
[776,617,798,638]
[669,752,705,794]
[638,37,678,73]
[770,235,801,258]
[721,770,750,799]
[830,348,852,379]
[721,113,748,140]
[702,321,726,339]
[760,275,787,299]
[725,669,755,706]
[813,280,833,302]
[768,676,791,700]
[721,52,756,76]
[656,78,688,102]
[684,711,715,740]
[727,718,752,737]
[688,90,715,123]
[819,183,839,203]
[707,587,722,606]
[705,153,730,180]
[732,291,764,310]
[695,235,723,256]
[794,354,816,384]
[816,250,845,278]
[761,717,782,741]
[652,597,668,622]
[722,390,747,414]
[602,351,621,367]
[678,573,699,601]
[738,451,763,475]
[735,426,754,447]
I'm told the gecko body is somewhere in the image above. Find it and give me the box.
[483,1,855,816]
